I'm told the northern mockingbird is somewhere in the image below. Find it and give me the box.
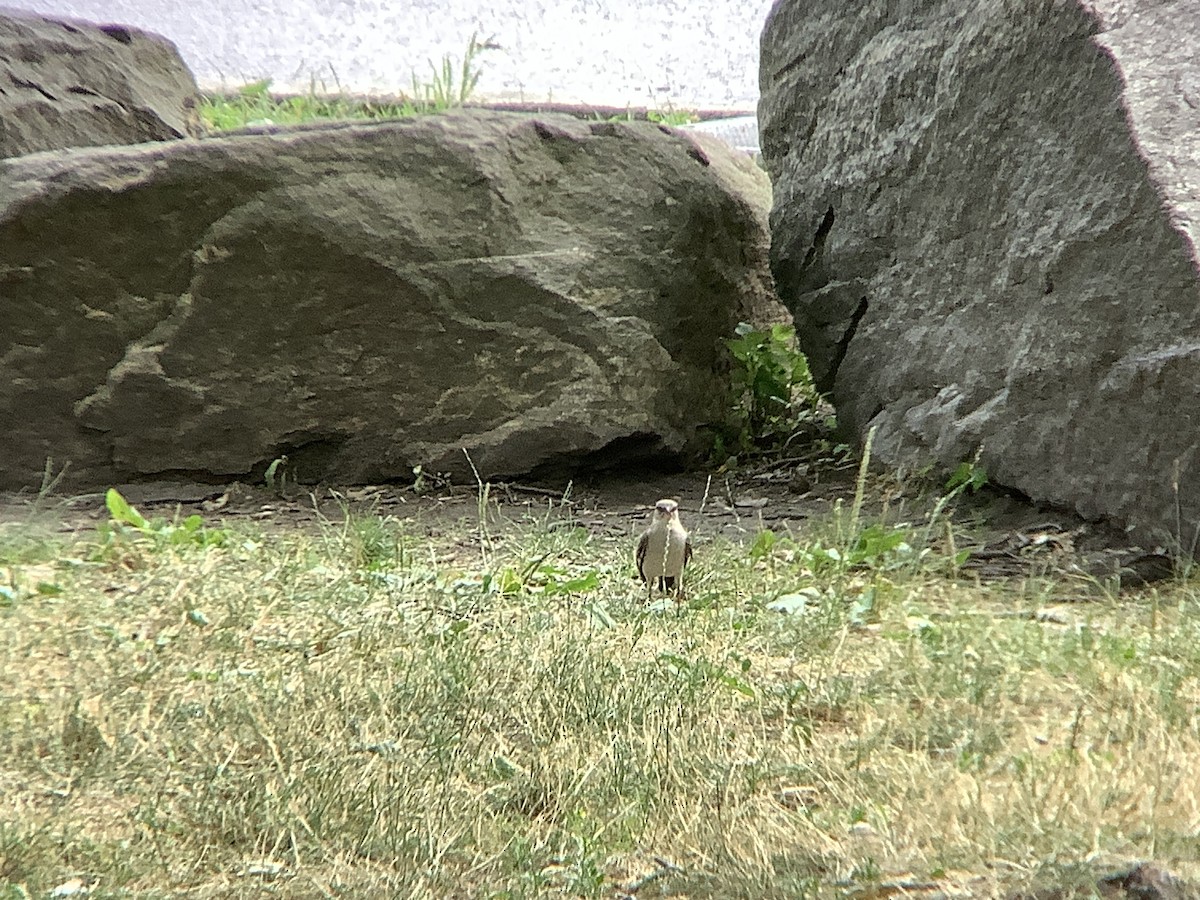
[636,498,692,599]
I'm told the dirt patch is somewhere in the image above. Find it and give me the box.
[0,462,1177,591]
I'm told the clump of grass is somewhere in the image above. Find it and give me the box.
[199,34,494,132]
[197,76,416,131]
[603,103,699,127]
[648,106,700,127]
[410,32,491,112]
[2,487,1199,897]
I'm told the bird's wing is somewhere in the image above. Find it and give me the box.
[636,530,650,583]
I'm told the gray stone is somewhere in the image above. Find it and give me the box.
[0,110,779,489]
[0,7,200,159]
[760,0,1200,546]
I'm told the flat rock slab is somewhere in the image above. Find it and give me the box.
[0,8,200,158]
[760,0,1200,546]
[0,110,778,490]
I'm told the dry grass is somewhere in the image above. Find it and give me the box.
[2,489,1200,899]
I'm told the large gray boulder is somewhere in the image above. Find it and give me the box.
[760,0,1200,545]
[0,8,200,158]
[0,110,778,490]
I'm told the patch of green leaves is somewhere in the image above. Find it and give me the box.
[802,522,917,574]
[946,460,988,495]
[488,559,602,597]
[724,322,820,457]
[658,652,756,698]
[752,519,914,573]
[95,488,228,556]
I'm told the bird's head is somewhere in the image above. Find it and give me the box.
[654,499,680,520]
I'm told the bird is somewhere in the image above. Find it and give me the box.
[636,498,692,600]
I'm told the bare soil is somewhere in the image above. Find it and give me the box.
[0,462,1175,592]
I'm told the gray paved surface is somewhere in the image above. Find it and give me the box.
[7,0,772,111]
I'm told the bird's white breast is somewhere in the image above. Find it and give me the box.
[642,526,670,577]
[664,526,688,573]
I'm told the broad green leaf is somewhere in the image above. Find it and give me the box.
[105,488,147,529]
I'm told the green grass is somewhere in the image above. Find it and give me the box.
[198,79,705,135]
[196,36,705,135]
[198,77,416,131]
[197,74,456,133]
[602,104,699,128]
[198,34,492,132]
[2,487,1199,898]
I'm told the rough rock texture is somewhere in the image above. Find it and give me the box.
[760,0,1200,545]
[0,8,200,159]
[0,110,778,489]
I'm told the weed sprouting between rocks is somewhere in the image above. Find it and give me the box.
[719,321,841,472]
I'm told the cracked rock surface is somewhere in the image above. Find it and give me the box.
[760,0,1200,545]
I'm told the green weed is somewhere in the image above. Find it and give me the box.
[723,322,822,459]
[263,454,291,497]
[93,488,228,559]
[946,459,989,495]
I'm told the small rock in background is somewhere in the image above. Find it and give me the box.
[0,9,201,159]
